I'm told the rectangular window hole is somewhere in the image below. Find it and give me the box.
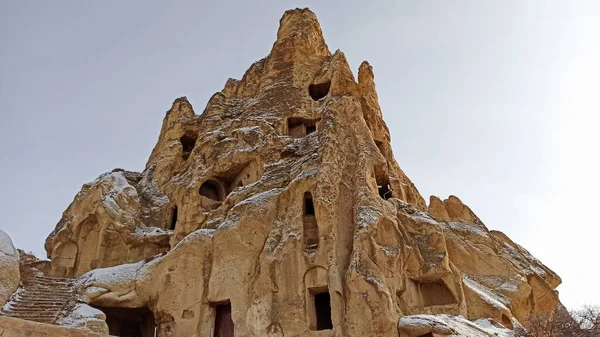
[213,302,234,337]
[311,289,333,331]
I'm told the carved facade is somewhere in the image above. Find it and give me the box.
[0,8,563,337]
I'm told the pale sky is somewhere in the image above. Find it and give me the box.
[1,1,598,309]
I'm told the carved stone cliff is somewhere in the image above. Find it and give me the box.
[6,8,562,337]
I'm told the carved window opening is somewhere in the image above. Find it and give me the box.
[180,134,197,160]
[228,160,262,192]
[200,161,263,211]
[213,302,234,337]
[413,279,456,307]
[305,122,317,135]
[308,81,331,101]
[200,180,224,201]
[304,192,315,215]
[377,176,392,200]
[94,306,156,337]
[303,192,319,250]
[287,117,321,138]
[169,206,178,230]
[310,288,333,331]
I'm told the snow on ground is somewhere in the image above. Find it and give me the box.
[56,302,106,329]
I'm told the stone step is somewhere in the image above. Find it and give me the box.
[2,275,77,326]
[18,291,74,296]
[3,312,57,319]
[5,307,63,313]
[17,294,74,300]
[17,296,73,301]
[24,283,73,288]
[22,283,73,289]
[14,302,70,307]
[6,301,64,307]
[27,276,74,282]
[5,305,64,311]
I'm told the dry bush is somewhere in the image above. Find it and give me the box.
[515,305,600,337]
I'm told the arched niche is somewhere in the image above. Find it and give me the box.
[308,81,331,101]
[230,160,262,190]
[304,266,332,331]
[52,240,78,278]
[180,133,197,160]
[373,164,393,200]
[287,117,321,138]
[200,179,226,201]
[199,179,227,210]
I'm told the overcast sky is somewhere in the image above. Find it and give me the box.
[1,1,598,309]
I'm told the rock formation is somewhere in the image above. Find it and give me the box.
[0,230,19,307]
[1,8,562,337]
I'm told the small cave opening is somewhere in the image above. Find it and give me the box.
[374,164,393,200]
[305,122,317,135]
[304,192,315,215]
[415,279,457,307]
[199,161,263,211]
[94,306,156,337]
[303,192,319,250]
[311,289,333,331]
[308,81,331,101]
[377,176,392,200]
[169,206,178,230]
[287,117,321,138]
[212,302,234,337]
[180,134,197,160]
[199,180,224,201]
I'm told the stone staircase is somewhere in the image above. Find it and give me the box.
[1,274,77,324]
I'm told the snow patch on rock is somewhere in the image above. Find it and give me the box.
[398,314,512,336]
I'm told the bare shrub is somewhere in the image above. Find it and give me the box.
[516,305,600,337]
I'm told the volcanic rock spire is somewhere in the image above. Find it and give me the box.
[37,8,562,337]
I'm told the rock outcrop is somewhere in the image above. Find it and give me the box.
[4,7,562,337]
[44,170,172,278]
[0,230,19,307]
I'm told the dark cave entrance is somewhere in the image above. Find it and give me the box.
[95,306,156,337]
[180,134,197,160]
[308,81,331,101]
[312,289,333,331]
[303,192,319,250]
[213,302,234,337]
[199,180,225,201]
[169,206,178,230]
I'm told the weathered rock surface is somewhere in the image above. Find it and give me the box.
[398,314,513,336]
[0,230,19,307]
[44,170,172,278]
[30,7,563,337]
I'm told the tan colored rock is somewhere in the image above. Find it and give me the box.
[44,170,171,278]
[5,7,562,337]
[0,230,19,307]
[427,196,450,222]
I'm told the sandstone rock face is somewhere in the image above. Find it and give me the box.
[42,8,561,337]
[45,170,172,278]
[0,230,19,307]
